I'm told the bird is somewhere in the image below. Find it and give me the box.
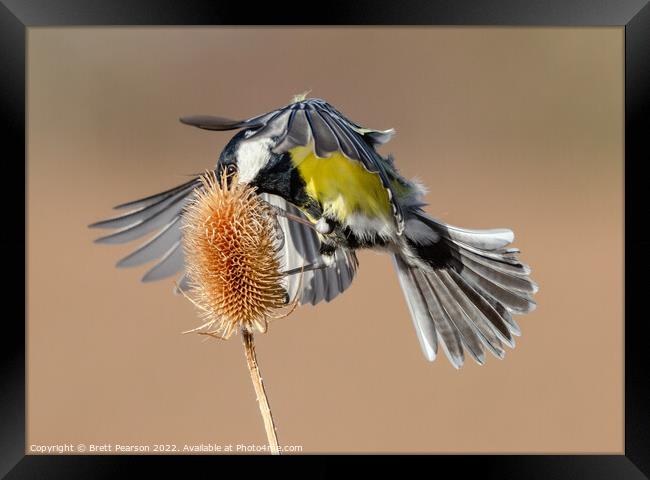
[90,95,538,368]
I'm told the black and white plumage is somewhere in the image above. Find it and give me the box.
[90,96,537,367]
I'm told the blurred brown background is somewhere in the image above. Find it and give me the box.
[27,27,623,453]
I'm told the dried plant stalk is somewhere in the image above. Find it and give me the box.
[242,330,280,455]
[181,170,296,455]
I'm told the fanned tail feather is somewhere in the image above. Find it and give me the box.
[394,212,537,367]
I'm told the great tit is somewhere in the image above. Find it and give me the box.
[90,96,537,368]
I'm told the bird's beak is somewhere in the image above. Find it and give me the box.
[216,166,239,188]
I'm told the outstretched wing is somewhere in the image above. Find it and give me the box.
[260,193,359,305]
[88,176,201,286]
[89,179,358,305]
[180,98,404,232]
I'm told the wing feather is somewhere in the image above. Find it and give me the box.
[116,216,182,268]
[92,188,194,245]
[317,111,359,160]
[89,180,199,230]
[305,108,339,157]
[199,98,406,232]
[112,177,199,211]
[142,241,184,282]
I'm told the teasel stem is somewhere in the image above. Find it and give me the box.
[241,328,281,455]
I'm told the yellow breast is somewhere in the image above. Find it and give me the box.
[289,146,393,223]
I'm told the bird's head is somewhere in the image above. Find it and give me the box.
[215,128,298,199]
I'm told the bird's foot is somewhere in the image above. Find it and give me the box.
[315,217,333,234]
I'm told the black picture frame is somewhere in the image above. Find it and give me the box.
[5,0,648,477]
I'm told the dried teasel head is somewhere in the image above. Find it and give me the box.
[180,171,295,339]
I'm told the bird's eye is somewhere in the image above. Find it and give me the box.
[225,164,238,176]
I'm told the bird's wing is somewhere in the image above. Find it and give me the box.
[89,179,358,305]
[180,98,404,232]
[260,193,359,306]
[88,176,201,287]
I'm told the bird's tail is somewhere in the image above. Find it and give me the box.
[393,212,537,367]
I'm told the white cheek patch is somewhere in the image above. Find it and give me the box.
[236,138,273,184]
